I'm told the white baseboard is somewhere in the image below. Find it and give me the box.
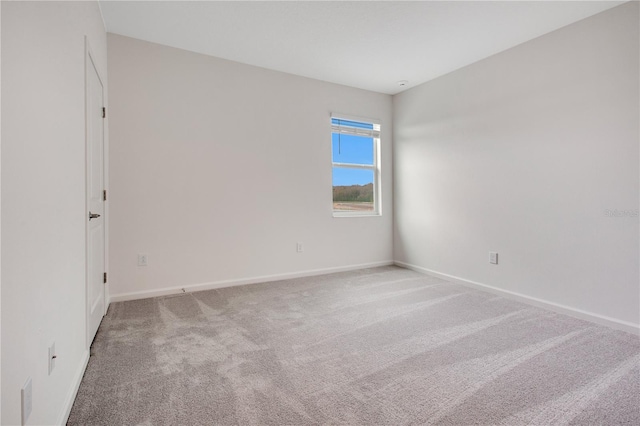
[394,261,640,335]
[58,349,90,425]
[109,260,395,303]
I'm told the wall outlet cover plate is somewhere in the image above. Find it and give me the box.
[22,377,32,425]
[48,342,56,375]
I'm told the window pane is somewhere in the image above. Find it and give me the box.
[333,168,374,212]
[332,133,373,165]
[331,118,374,130]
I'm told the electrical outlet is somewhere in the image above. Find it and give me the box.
[490,252,498,265]
[48,342,56,375]
[138,254,148,266]
[21,377,32,425]
[296,242,304,253]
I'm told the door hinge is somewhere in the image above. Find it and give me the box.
[103,189,107,201]
[103,272,107,284]
[102,107,106,118]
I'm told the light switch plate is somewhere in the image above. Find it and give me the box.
[490,252,498,265]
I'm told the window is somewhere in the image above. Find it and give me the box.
[331,115,381,216]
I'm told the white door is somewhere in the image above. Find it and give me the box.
[86,46,106,346]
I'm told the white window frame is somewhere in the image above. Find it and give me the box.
[331,113,381,217]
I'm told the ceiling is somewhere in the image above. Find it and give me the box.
[99,1,625,95]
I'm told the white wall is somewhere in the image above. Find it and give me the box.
[394,2,639,330]
[107,34,393,300]
[1,1,107,424]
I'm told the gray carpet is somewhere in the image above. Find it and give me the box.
[68,266,640,425]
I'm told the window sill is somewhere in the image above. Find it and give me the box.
[333,212,381,218]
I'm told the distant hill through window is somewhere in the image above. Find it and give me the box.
[333,183,374,212]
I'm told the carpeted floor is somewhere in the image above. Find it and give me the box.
[68,266,640,425]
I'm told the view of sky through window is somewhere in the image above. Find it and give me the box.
[331,118,375,186]
[332,134,373,164]
[332,167,374,186]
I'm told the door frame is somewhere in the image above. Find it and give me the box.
[85,37,108,349]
